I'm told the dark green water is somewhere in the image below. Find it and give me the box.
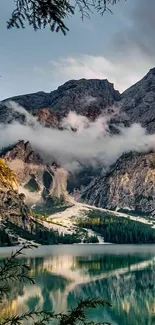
[0,244,155,325]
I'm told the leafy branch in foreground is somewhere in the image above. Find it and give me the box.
[0,243,36,303]
[7,0,126,35]
[0,243,112,325]
[0,299,112,325]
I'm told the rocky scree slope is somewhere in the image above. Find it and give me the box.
[0,155,105,245]
[1,140,70,207]
[0,157,72,246]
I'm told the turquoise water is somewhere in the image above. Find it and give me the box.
[0,244,155,325]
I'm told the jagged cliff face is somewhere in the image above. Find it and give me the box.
[120,68,155,133]
[0,157,64,245]
[37,108,59,127]
[81,151,155,213]
[0,158,18,192]
[2,71,155,214]
[1,141,70,206]
[0,158,30,224]
[2,141,43,184]
[2,71,155,130]
[0,78,120,124]
[1,141,44,205]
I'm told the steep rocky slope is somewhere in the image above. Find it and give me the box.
[2,69,155,215]
[1,146,126,245]
[1,68,155,130]
[1,141,70,206]
[0,158,31,240]
[2,69,155,130]
[78,69,155,212]
[81,151,155,213]
[0,158,18,192]
[0,157,76,246]
[0,79,121,124]
[120,68,155,133]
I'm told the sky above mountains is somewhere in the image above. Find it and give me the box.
[0,0,155,100]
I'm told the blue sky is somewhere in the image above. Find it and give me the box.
[0,0,155,100]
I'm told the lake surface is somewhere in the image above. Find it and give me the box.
[0,244,155,325]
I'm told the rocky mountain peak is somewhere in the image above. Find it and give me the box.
[2,140,43,165]
[2,69,155,216]
[56,78,119,95]
[120,67,155,133]
[0,78,121,124]
[148,67,155,76]
[49,78,121,118]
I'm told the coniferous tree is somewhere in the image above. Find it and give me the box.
[7,0,126,35]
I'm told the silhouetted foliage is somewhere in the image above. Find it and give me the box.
[7,0,126,35]
[0,243,112,324]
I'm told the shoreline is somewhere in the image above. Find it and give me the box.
[0,243,155,258]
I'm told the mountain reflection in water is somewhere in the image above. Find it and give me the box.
[0,244,155,325]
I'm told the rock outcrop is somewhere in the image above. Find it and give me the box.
[81,151,155,213]
[0,78,121,124]
[1,141,44,206]
[0,158,30,224]
[2,70,155,214]
[1,69,155,131]
[120,68,155,133]
[0,158,18,192]
[0,157,61,246]
[37,108,59,127]
[1,141,70,206]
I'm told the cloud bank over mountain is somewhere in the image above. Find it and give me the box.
[0,101,155,172]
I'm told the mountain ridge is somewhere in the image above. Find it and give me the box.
[1,68,155,224]
[0,78,121,125]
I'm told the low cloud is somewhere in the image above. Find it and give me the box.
[80,95,97,107]
[0,102,155,172]
[61,111,89,132]
[7,101,39,127]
